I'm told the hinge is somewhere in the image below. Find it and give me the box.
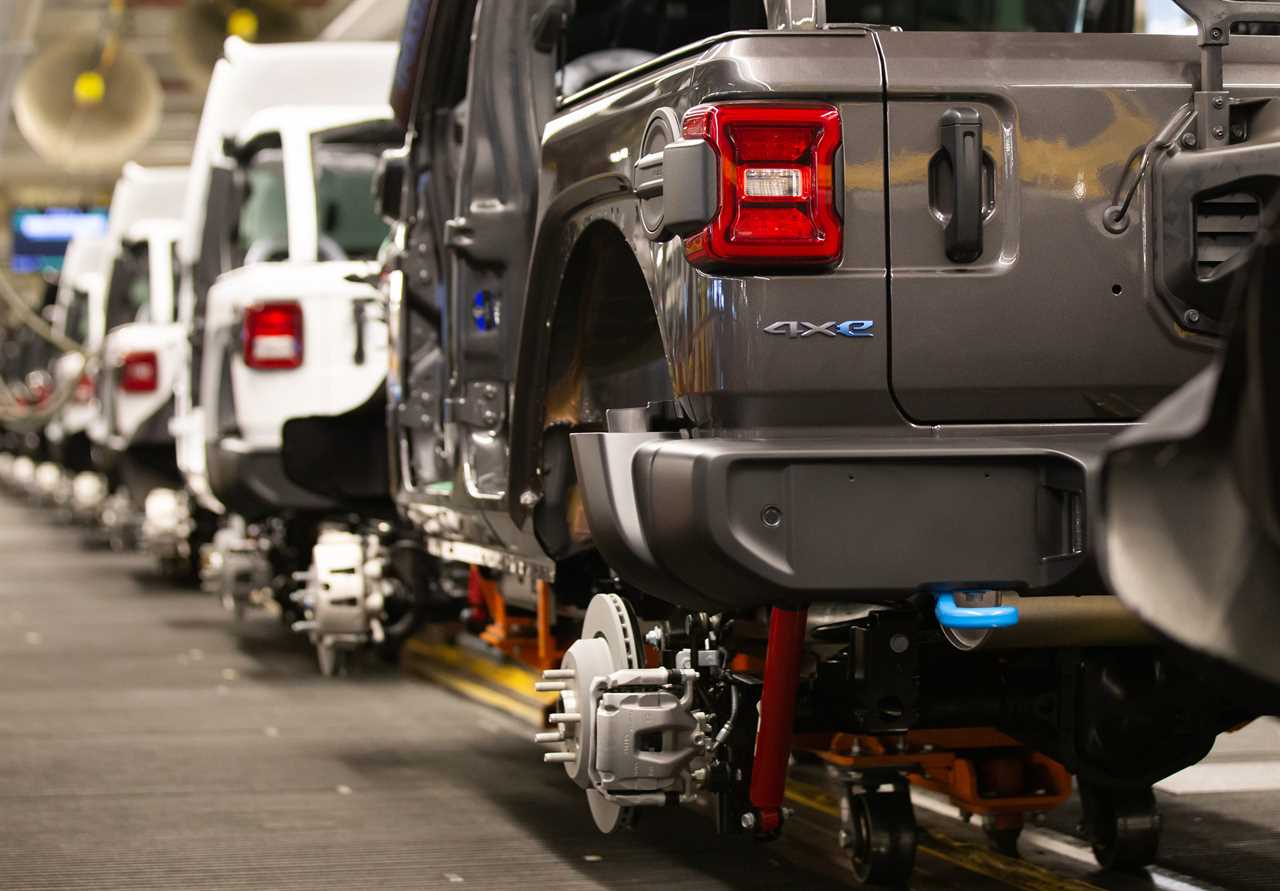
[445,380,506,431]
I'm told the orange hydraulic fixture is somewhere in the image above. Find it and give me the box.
[801,728,1073,852]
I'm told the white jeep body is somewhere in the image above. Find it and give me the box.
[172,37,397,514]
[199,106,391,462]
[90,164,189,456]
[44,235,111,450]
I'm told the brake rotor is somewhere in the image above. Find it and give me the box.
[544,593,641,833]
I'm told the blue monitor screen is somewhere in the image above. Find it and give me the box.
[9,207,109,274]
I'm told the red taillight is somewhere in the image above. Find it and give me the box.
[680,103,843,269]
[119,351,158,394]
[242,301,303,370]
[74,372,95,403]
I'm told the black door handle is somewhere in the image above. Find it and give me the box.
[940,107,984,263]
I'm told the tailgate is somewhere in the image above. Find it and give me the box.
[875,31,1271,423]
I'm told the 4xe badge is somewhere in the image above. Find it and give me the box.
[763,320,875,338]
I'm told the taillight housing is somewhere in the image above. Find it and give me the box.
[74,372,95,403]
[242,301,303,370]
[680,103,843,269]
[119,351,158,393]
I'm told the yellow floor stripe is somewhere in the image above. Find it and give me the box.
[414,663,548,727]
[404,638,558,708]
[784,780,1105,891]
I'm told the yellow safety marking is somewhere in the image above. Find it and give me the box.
[413,663,548,727]
[404,638,558,707]
[784,780,1105,891]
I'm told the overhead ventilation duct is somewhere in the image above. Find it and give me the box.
[173,1,310,91]
[12,34,161,174]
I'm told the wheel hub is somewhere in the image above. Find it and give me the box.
[536,593,709,833]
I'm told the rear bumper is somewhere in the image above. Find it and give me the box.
[571,430,1110,610]
[207,441,334,521]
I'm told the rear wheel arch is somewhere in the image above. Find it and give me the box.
[512,207,674,555]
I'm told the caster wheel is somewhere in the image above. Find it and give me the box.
[984,825,1022,857]
[1080,782,1160,871]
[844,786,918,886]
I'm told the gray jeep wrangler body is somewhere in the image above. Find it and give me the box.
[385,0,1280,877]
[390,0,1274,605]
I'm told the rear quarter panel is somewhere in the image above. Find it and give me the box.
[525,31,893,444]
[202,261,388,451]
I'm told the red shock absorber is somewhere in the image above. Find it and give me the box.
[748,604,809,835]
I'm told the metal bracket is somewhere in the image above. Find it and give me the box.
[396,388,437,431]
[446,380,507,431]
[1171,0,1280,146]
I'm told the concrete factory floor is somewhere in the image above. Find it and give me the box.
[1,495,1278,890]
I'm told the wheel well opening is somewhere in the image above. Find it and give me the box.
[544,221,669,430]
[536,221,672,561]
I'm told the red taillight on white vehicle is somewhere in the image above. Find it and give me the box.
[119,352,158,393]
[243,301,303,370]
[73,372,95,403]
[680,103,843,269]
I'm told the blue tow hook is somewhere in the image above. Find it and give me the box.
[935,592,1019,629]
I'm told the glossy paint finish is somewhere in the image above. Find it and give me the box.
[403,10,1280,596]
[879,31,1280,423]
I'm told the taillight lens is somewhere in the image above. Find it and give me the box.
[681,103,842,269]
[74,372,95,403]
[243,301,303,370]
[119,352,158,393]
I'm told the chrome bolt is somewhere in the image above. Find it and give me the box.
[1212,96,1225,110]
[1181,132,1197,148]
[741,812,757,830]
[1210,27,1223,40]
[644,626,664,649]
[1184,309,1201,326]
[1213,126,1226,141]
[761,505,783,528]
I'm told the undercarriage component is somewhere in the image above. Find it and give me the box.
[536,593,709,833]
[201,517,273,620]
[291,526,403,676]
[809,728,1073,864]
[142,487,194,574]
[34,461,63,505]
[1079,781,1161,871]
[69,471,108,525]
[939,593,1154,651]
[10,456,35,495]
[467,566,562,671]
[97,486,138,550]
[840,772,918,886]
[748,605,807,836]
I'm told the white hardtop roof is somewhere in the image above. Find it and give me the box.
[124,218,184,246]
[59,235,113,293]
[107,163,189,244]
[178,37,397,262]
[234,104,395,148]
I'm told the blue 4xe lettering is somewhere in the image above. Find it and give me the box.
[762,320,875,338]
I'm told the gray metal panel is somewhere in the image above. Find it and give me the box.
[874,31,1280,423]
